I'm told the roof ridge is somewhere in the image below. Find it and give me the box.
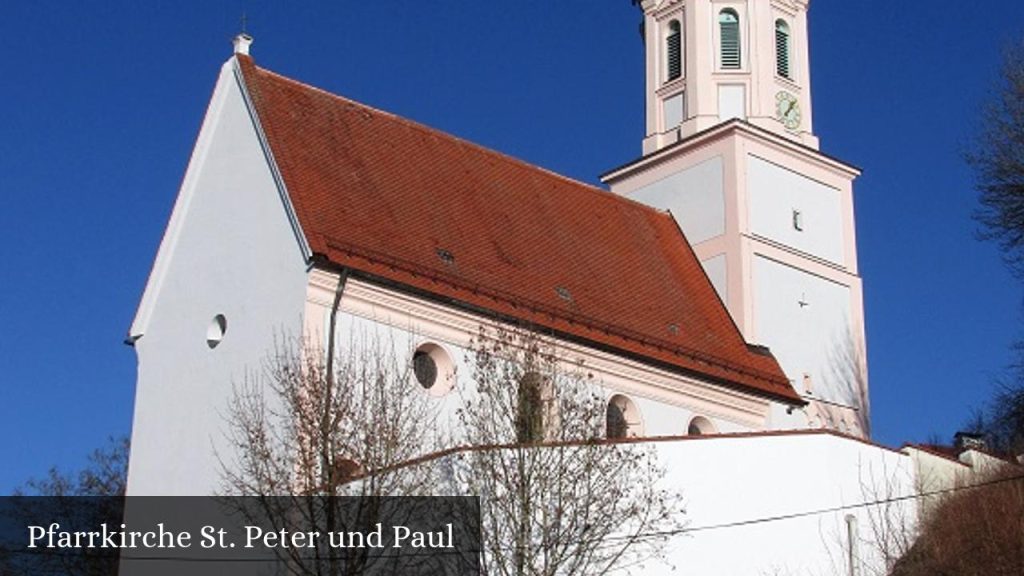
[249,61,677,222]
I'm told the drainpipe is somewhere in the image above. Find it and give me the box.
[322,267,349,487]
[321,266,349,576]
[325,267,350,383]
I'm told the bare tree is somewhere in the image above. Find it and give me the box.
[456,325,684,576]
[14,435,130,498]
[219,320,683,575]
[219,334,442,575]
[977,354,1024,455]
[966,36,1024,462]
[969,40,1024,277]
[221,336,439,497]
[824,327,870,436]
[831,440,1024,576]
[854,459,919,576]
[890,466,1024,576]
[2,436,129,576]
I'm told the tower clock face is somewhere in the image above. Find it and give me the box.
[775,91,801,130]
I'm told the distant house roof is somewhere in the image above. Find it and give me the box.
[905,442,1021,467]
[235,55,798,403]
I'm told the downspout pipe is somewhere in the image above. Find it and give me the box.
[325,267,350,382]
[321,266,349,493]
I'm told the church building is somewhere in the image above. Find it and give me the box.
[125,2,991,574]
[127,1,848,495]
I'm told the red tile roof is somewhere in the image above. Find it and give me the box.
[235,56,799,403]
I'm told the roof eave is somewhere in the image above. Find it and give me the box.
[601,119,862,184]
[309,259,803,405]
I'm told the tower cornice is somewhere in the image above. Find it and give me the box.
[602,119,860,185]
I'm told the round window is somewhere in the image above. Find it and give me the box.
[206,314,227,349]
[411,343,455,397]
[413,350,438,389]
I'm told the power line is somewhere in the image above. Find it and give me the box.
[606,470,1024,542]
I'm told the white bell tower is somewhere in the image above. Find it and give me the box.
[605,0,870,437]
[639,0,819,154]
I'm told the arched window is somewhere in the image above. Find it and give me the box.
[606,394,643,438]
[719,9,741,70]
[666,20,682,81]
[775,19,791,79]
[516,372,546,443]
[687,415,717,436]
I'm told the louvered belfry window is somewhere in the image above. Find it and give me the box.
[719,9,741,69]
[775,19,791,78]
[666,20,682,81]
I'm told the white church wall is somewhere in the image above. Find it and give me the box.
[628,155,726,245]
[904,446,968,495]
[334,309,469,439]
[657,431,917,576]
[902,446,969,519]
[751,255,864,433]
[416,431,918,576]
[304,274,776,449]
[126,61,309,495]
[747,154,845,266]
[766,400,811,431]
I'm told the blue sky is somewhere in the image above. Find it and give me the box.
[2,1,1022,493]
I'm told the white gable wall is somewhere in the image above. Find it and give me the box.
[126,59,309,495]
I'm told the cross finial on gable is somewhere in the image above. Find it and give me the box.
[232,12,253,56]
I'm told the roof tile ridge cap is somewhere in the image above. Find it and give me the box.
[250,63,675,218]
[251,63,410,122]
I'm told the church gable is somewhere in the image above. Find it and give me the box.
[234,56,797,403]
[130,58,309,342]
[126,57,310,494]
